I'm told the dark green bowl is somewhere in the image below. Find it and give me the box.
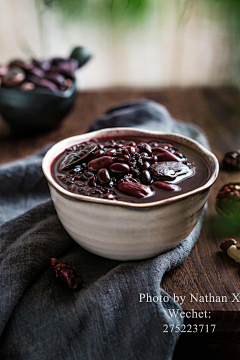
[0,46,91,136]
[0,82,77,135]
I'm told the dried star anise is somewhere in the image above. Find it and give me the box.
[50,258,84,291]
[216,183,240,224]
[222,150,240,171]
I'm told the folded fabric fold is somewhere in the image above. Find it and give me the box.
[0,100,209,360]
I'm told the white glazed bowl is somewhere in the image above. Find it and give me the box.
[42,128,219,261]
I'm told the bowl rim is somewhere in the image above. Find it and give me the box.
[42,127,219,208]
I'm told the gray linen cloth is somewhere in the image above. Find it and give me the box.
[0,100,209,360]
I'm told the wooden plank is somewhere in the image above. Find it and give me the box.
[1,87,240,332]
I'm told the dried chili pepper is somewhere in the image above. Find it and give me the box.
[50,258,84,291]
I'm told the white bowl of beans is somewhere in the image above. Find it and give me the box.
[42,127,219,260]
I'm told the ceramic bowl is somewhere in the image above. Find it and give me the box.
[42,128,219,261]
[0,82,77,135]
[0,47,91,135]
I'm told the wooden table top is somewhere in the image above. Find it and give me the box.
[1,87,240,333]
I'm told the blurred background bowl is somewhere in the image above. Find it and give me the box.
[0,46,91,136]
[0,81,77,135]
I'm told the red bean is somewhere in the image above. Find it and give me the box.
[97,168,111,184]
[122,148,129,155]
[149,142,158,147]
[137,142,152,155]
[142,161,151,171]
[137,158,143,167]
[105,148,117,156]
[45,72,65,86]
[154,181,181,191]
[150,155,158,164]
[122,146,139,155]
[2,67,25,87]
[140,153,152,161]
[152,147,180,162]
[117,181,154,198]
[36,78,58,91]
[88,175,97,187]
[88,156,116,172]
[141,170,152,184]
[28,66,45,78]
[109,163,130,175]
[116,152,130,162]
[20,82,36,91]
[92,149,104,159]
